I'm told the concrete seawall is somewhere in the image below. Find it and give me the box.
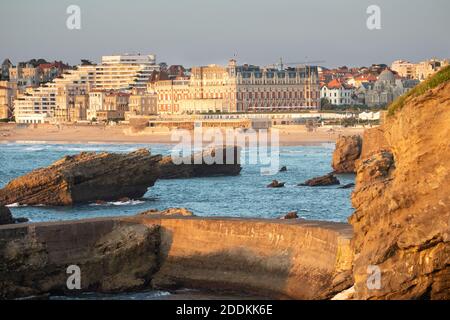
[0,216,353,299]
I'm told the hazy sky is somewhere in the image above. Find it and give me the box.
[1,0,449,68]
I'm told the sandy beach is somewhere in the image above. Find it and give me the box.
[0,123,365,146]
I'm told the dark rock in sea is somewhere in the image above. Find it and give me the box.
[267,180,285,188]
[14,217,29,223]
[279,166,287,172]
[339,183,355,189]
[281,211,298,219]
[298,174,340,187]
[332,135,362,173]
[0,205,13,225]
[158,146,241,179]
[0,149,162,206]
[0,205,29,225]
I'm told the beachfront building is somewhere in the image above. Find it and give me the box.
[53,65,95,122]
[93,54,160,91]
[320,79,355,106]
[151,59,320,114]
[0,81,17,120]
[14,84,56,123]
[87,90,130,121]
[125,89,158,119]
[14,65,96,123]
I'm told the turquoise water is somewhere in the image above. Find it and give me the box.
[0,142,355,223]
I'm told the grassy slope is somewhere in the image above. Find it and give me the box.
[388,65,450,116]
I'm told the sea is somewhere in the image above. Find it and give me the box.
[0,141,355,223]
[0,141,355,300]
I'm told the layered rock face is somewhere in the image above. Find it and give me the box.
[332,135,362,173]
[0,149,161,206]
[0,218,160,299]
[350,82,450,299]
[158,146,241,179]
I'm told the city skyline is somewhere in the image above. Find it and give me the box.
[1,0,449,68]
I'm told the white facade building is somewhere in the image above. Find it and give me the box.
[320,79,354,105]
[94,54,159,90]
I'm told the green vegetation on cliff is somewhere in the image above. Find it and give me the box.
[388,65,450,116]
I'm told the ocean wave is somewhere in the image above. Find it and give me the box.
[89,199,146,206]
[6,203,28,207]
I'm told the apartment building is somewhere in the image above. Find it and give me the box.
[14,84,56,123]
[14,65,95,123]
[391,58,449,81]
[0,81,17,120]
[94,54,160,91]
[87,90,130,121]
[391,60,416,79]
[126,89,158,119]
[9,63,42,88]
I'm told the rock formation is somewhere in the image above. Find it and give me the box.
[350,81,450,299]
[0,214,353,300]
[0,218,160,299]
[140,207,195,217]
[299,174,340,187]
[0,149,161,206]
[279,166,287,172]
[281,211,298,219]
[158,146,242,179]
[267,180,285,188]
[332,135,362,173]
[0,205,13,225]
[0,205,29,225]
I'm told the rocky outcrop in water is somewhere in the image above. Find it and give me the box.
[0,218,160,299]
[140,208,195,217]
[332,135,362,173]
[158,146,241,179]
[0,149,161,206]
[281,211,298,219]
[267,180,285,188]
[0,205,28,225]
[0,206,13,225]
[299,174,340,187]
[350,81,450,299]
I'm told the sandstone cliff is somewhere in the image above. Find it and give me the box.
[0,218,160,299]
[332,135,362,173]
[350,80,450,299]
[0,149,161,206]
[158,146,241,179]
